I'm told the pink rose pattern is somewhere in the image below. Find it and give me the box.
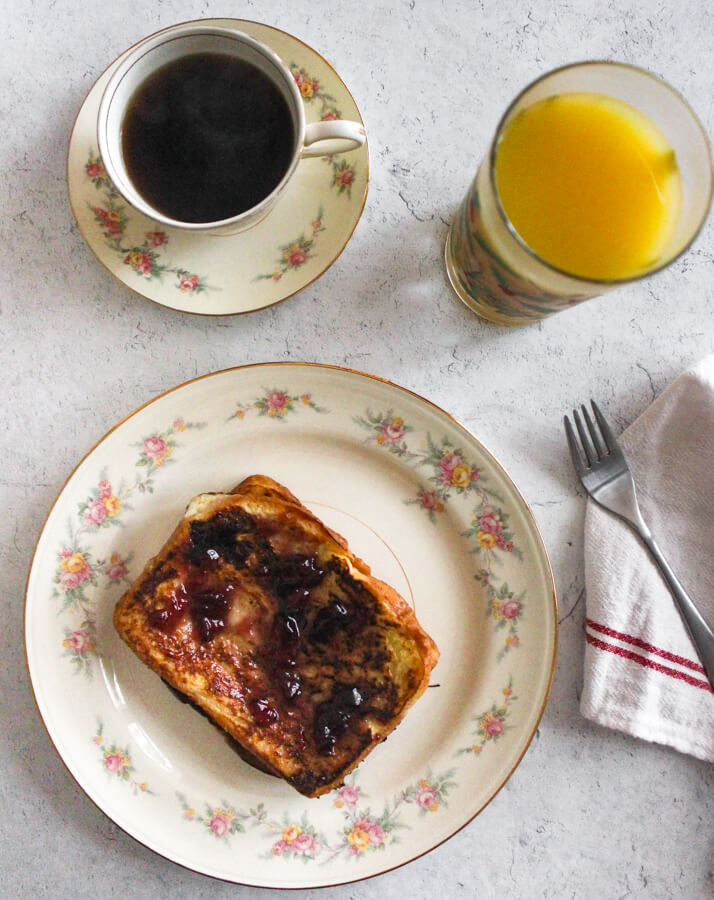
[77,476,125,532]
[210,814,232,837]
[62,619,97,676]
[65,629,91,654]
[92,205,124,237]
[93,721,154,795]
[288,62,361,197]
[229,389,327,423]
[459,678,517,757]
[178,769,454,861]
[473,507,515,553]
[104,555,129,582]
[123,250,154,276]
[416,437,484,502]
[292,831,318,854]
[485,582,525,660]
[134,418,204,489]
[415,785,439,809]
[84,150,214,294]
[354,409,414,457]
[332,159,357,197]
[501,598,521,619]
[145,231,167,248]
[355,416,526,657]
[53,420,205,676]
[379,420,406,445]
[59,569,88,591]
[254,208,326,282]
[178,272,200,292]
[54,546,97,606]
[266,390,288,413]
[269,821,323,860]
[105,753,123,774]
[142,435,168,459]
[177,794,266,842]
[85,154,109,186]
[419,489,444,512]
[334,783,360,808]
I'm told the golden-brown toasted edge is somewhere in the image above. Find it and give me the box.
[231,475,351,553]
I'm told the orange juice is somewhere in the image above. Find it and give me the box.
[494,92,682,280]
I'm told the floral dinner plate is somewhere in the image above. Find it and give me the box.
[25,363,556,888]
[67,20,369,314]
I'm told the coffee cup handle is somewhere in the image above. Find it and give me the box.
[301,121,366,158]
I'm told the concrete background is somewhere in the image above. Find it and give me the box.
[2,0,712,896]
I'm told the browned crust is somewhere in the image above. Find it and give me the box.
[114,475,439,797]
[230,475,351,553]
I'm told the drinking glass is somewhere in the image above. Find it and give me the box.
[444,62,712,325]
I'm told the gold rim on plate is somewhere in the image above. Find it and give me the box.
[25,362,557,888]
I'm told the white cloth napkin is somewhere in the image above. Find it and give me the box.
[580,356,714,762]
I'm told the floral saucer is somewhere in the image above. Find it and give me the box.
[25,363,557,887]
[67,21,369,315]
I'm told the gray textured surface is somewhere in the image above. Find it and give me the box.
[3,0,713,897]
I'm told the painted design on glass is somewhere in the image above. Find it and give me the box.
[448,182,590,321]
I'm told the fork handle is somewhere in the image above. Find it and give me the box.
[642,534,714,690]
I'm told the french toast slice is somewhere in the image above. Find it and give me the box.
[113,475,439,797]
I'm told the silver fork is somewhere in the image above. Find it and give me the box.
[564,400,714,689]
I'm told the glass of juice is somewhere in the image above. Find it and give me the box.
[445,62,712,325]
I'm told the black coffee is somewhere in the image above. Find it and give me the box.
[121,52,295,223]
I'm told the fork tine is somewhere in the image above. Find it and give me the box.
[563,415,585,475]
[591,400,618,453]
[573,408,596,467]
[581,404,605,460]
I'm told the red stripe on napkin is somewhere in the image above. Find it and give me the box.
[586,618,706,674]
[585,633,712,692]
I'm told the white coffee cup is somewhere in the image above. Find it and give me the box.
[97,23,366,234]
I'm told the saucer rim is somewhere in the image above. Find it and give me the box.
[66,17,370,317]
